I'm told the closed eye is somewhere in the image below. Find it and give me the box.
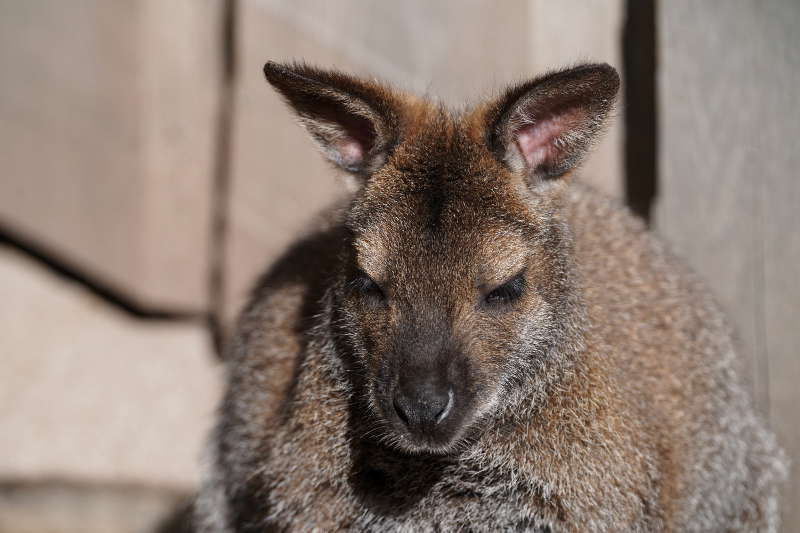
[351,270,386,302]
[483,270,526,307]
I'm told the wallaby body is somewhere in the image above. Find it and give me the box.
[196,63,784,532]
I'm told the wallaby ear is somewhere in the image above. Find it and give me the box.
[486,63,619,184]
[263,61,401,176]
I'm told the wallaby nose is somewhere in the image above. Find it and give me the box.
[393,383,454,429]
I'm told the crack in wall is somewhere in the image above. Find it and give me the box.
[0,225,202,322]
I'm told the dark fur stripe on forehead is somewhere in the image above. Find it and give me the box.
[343,103,550,240]
[345,109,480,233]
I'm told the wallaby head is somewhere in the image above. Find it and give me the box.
[263,62,619,455]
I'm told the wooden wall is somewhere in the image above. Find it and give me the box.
[655,1,800,527]
[0,0,797,527]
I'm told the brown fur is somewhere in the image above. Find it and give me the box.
[195,63,785,532]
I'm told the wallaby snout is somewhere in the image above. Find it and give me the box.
[382,328,475,450]
[392,380,453,429]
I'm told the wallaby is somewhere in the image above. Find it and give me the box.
[195,62,785,532]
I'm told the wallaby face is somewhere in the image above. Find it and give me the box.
[338,169,554,454]
[264,62,618,454]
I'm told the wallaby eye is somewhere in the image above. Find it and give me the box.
[483,272,526,307]
[352,270,386,302]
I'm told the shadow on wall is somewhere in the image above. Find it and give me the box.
[0,480,193,533]
[622,0,657,221]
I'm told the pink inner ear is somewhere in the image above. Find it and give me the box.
[335,136,365,167]
[515,110,581,171]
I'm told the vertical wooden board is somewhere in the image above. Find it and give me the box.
[0,0,220,311]
[224,0,623,322]
[245,0,536,101]
[136,0,222,309]
[0,1,145,297]
[764,162,800,526]
[656,1,800,527]
[758,1,800,526]
[656,0,766,409]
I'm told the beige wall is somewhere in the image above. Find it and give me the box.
[0,0,221,311]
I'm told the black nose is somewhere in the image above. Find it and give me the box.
[393,382,454,429]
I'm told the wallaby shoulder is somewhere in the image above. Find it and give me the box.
[567,183,785,530]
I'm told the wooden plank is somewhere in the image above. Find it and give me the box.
[0,245,220,488]
[0,0,221,311]
[759,2,800,528]
[655,1,800,528]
